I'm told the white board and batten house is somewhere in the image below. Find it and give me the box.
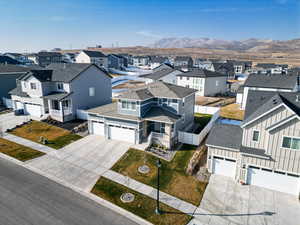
[76,50,108,69]
[206,90,300,197]
[176,69,228,96]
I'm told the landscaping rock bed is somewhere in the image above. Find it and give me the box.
[146,147,176,161]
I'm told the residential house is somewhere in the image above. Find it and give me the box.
[3,53,34,65]
[108,54,128,70]
[87,81,197,148]
[10,63,111,122]
[62,53,77,63]
[0,65,38,107]
[140,68,181,85]
[212,62,235,80]
[254,63,288,74]
[132,55,150,67]
[0,55,21,65]
[27,52,63,67]
[176,69,228,96]
[240,73,300,109]
[149,56,170,70]
[228,60,252,74]
[76,50,108,69]
[206,90,300,196]
[173,56,193,71]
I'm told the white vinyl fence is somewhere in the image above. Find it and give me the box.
[2,97,13,109]
[76,109,88,120]
[179,109,220,146]
[194,105,220,115]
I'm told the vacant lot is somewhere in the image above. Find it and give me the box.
[112,146,207,206]
[91,177,192,225]
[0,138,45,161]
[220,103,244,121]
[9,121,82,149]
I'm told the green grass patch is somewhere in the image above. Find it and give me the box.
[112,145,207,206]
[0,138,45,161]
[91,177,192,225]
[194,113,212,133]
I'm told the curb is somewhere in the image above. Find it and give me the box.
[0,153,152,225]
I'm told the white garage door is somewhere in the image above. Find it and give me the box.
[15,101,24,110]
[91,121,105,136]
[24,103,42,117]
[247,166,300,195]
[108,125,136,143]
[212,156,236,178]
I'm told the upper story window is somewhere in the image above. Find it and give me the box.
[282,136,300,150]
[57,83,63,90]
[30,83,37,90]
[187,77,189,80]
[172,99,178,103]
[23,82,27,89]
[252,130,260,142]
[89,87,95,97]
[121,100,136,110]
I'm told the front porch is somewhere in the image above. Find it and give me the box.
[47,98,73,122]
[142,120,175,149]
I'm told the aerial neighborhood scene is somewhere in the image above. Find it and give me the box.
[1,0,300,225]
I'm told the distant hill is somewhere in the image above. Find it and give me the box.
[151,37,300,52]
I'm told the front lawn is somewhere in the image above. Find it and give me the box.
[0,138,45,161]
[91,177,192,225]
[9,121,82,149]
[112,145,208,206]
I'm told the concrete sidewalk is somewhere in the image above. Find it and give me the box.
[3,133,55,154]
[102,170,198,215]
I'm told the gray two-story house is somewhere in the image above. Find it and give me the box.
[10,63,111,122]
[87,81,197,148]
[206,90,300,196]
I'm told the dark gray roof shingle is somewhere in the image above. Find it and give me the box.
[244,73,298,90]
[116,81,197,100]
[140,68,176,80]
[82,50,106,58]
[177,69,227,78]
[206,124,242,150]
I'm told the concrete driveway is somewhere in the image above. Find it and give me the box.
[191,175,300,225]
[0,112,31,131]
[26,135,132,191]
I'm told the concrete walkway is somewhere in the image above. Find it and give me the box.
[102,170,198,215]
[3,133,55,154]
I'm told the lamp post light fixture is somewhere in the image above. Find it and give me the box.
[155,159,162,215]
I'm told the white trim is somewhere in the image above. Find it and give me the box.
[252,129,260,143]
[206,144,240,152]
[266,114,298,132]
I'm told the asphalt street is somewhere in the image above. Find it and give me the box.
[0,158,138,225]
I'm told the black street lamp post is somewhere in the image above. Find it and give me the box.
[155,159,162,215]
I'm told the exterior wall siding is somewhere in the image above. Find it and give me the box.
[203,76,227,96]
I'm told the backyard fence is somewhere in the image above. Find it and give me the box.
[194,105,220,115]
[178,109,220,146]
[76,109,88,120]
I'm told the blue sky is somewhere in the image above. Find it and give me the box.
[0,0,299,52]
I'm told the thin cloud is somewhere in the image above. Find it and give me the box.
[136,30,162,39]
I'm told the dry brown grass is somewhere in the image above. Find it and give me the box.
[0,138,45,161]
[220,103,244,121]
[9,121,81,149]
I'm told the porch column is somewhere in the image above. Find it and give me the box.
[59,101,64,118]
[165,123,172,149]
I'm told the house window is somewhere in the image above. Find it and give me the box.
[30,83,37,90]
[187,77,189,80]
[160,123,165,133]
[52,100,60,110]
[122,101,127,109]
[62,100,69,108]
[180,76,182,80]
[57,83,63,90]
[282,137,300,150]
[89,87,95,97]
[252,130,260,142]
[23,82,27,89]
[131,102,136,110]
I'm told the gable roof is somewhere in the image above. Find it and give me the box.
[177,68,227,78]
[37,51,62,57]
[140,68,176,80]
[242,91,300,127]
[0,65,40,74]
[244,73,298,90]
[0,56,21,65]
[153,63,174,72]
[82,50,106,58]
[116,81,197,100]
[19,63,110,83]
[206,124,242,150]
[174,56,192,61]
[256,63,280,69]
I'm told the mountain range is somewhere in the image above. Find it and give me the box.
[150,38,300,52]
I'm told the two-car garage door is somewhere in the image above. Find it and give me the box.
[247,166,300,195]
[108,125,135,143]
[24,103,42,117]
